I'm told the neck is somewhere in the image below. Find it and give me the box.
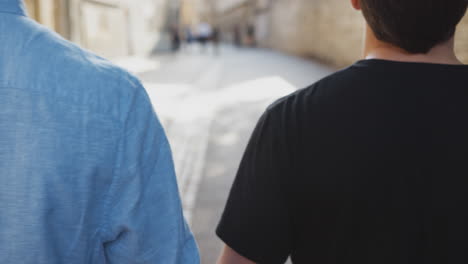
[363,25,462,65]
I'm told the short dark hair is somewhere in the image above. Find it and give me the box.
[360,0,468,54]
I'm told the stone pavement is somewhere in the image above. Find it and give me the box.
[120,45,333,263]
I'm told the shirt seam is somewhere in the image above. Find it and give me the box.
[95,74,130,243]
[97,142,166,258]
[95,83,149,244]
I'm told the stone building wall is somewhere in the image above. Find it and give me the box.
[455,15,468,63]
[24,0,70,37]
[211,0,468,67]
[210,0,364,66]
[265,0,363,67]
[70,0,171,58]
[126,0,170,56]
[28,0,466,63]
[73,0,129,58]
[25,0,171,58]
[266,0,468,67]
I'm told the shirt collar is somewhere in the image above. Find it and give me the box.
[0,0,27,16]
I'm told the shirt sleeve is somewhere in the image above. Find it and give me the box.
[102,84,199,264]
[216,106,293,264]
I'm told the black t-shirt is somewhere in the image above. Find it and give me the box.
[216,59,468,263]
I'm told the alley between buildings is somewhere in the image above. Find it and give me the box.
[130,45,332,263]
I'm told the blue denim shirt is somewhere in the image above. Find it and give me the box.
[0,1,199,263]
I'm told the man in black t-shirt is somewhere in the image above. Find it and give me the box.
[216,0,468,263]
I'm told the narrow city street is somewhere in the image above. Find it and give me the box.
[15,0,468,263]
[133,45,332,263]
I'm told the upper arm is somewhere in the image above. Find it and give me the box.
[102,84,199,263]
[217,245,256,264]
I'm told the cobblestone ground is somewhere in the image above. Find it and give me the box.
[123,45,332,263]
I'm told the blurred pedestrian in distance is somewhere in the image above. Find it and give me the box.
[216,0,468,263]
[246,25,256,47]
[233,25,242,47]
[197,22,213,52]
[212,27,221,55]
[170,25,181,53]
[185,26,194,44]
[0,0,199,263]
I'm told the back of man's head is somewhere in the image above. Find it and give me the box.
[360,0,468,54]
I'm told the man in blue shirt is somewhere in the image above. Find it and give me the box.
[0,0,199,263]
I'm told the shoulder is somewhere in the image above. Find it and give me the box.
[12,17,146,121]
[267,65,360,115]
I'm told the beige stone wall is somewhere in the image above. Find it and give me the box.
[265,0,363,67]
[25,0,66,34]
[455,15,468,63]
[182,0,217,25]
[266,0,468,67]
[79,1,129,58]
[125,0,169,56]
[75,0,172,58]
[26,0,171,58]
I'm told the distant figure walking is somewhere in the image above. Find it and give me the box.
[246,24,256,47]
[170,25,181,53]
[233,25,242,47]
[185,26,193,44]
[197,22,213,52]
[212,27,221,55]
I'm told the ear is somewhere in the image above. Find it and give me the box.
[351,0,361,10]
